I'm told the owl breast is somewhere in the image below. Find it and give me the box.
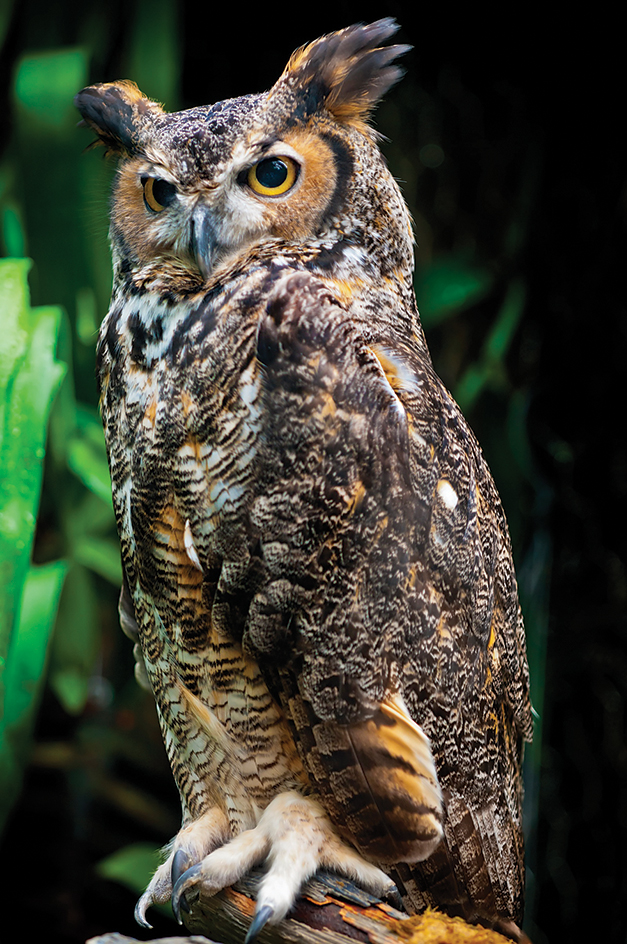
[98,263,310,831]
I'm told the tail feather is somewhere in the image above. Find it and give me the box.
[345,694,443,863]
[289,689,443,865]
[392,788,526,941]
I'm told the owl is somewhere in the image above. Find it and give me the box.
[75,19,532,943]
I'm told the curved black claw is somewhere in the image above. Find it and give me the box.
[134,896,154,930]
[171,848,193,886]
[171,861,203,924]
[245,904,275,943]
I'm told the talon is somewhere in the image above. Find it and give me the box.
[245,903,275,943]
[172,848,192,886]
[172,861,202,924]
[134,892,154,929]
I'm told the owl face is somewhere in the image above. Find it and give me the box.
[76,19,412,289]
[111,102,347,279]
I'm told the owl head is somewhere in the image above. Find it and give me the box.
[75,19,411,292]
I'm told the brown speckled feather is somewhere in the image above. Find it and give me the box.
[76,18,531,939]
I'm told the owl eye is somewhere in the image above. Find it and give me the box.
[247,157,298,196]
[142,176,177,213]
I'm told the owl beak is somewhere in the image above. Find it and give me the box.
[191,206,219,279]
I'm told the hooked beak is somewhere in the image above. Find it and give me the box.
[191,205,220,279]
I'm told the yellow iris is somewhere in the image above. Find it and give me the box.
[143,177,176,212]
[247,157,298,196]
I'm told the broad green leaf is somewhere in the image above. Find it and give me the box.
[0,257,30,427]
[0,560,68,832]
[416,256,494,327]
[0,259,65,693]
[1,561,68,728]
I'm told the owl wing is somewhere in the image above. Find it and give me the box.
[241,269,531,931]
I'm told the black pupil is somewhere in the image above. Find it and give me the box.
[151,178,176,207]
[256,158,288,189]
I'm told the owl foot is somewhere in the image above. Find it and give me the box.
[171,790,396,936]
[135,806,230,928]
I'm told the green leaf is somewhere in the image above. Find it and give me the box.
[0,259,65,695]
[1,202,27,258]
[0,257,30,429]
[96,839,179,925]
[67,431,113,506]
[416,255,494,327]
[455,279,526,412]
[72,535,122,585]
[96,842,174,920]
[75,286,99,345]
[0,560,68,833]
[507,389,536,481]
[13,48,88,129]
[48,564,100,715]
[64,490,116,543]
[484,279,526,364]
[96,842,178,919]
[97,842,162,892]
[66,403,111,503]
[0,165,26,257]
[50,669,90,716]
[47,307,79,467]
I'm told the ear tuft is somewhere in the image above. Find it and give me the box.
[278,19,410,130]
[74,80,164,155]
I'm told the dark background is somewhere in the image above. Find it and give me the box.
[1,3,625,943]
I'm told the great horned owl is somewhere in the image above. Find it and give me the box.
[75,19,532,942]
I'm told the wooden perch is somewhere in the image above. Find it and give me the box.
[87,872,514,944]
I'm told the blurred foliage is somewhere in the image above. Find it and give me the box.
[0,6,185,938]
[0,4,557,942]
[96,840,173,920]
[0,36,129,827]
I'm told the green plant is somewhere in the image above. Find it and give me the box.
[0,258,122,834]
[0,258,66,831]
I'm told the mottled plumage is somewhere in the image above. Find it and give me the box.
[75,19,532,942]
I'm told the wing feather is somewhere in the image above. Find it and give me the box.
[245,269,530,931]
